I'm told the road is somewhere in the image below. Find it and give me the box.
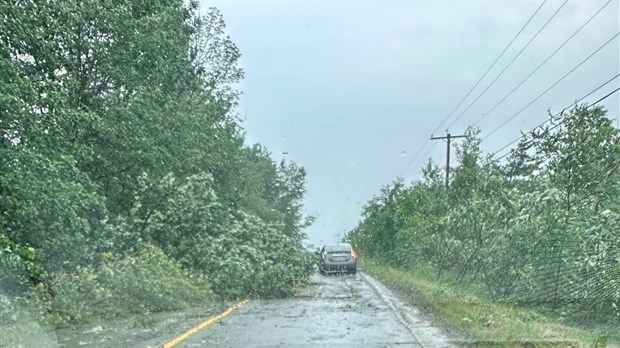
[27,271,458,347]
[171,271,457,348]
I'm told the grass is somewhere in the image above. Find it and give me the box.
[360,258,619,348]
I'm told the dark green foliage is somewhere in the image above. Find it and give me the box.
[349,106,620,322]
[1,0,312,326]
[40,245,211,323]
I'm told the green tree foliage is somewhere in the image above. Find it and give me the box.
[1,0,312,326]
[349,106,620,321]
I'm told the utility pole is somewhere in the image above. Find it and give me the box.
[430,133,467,189]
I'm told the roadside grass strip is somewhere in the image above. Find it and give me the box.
[160,299,249,348]
[360,259,619,348]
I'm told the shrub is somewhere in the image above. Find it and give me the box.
[42,245,211,324]
[100,244,211,313]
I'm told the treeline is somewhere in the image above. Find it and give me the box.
[0,0,313,327]
[349,105,620,321]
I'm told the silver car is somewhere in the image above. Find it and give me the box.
[319,243,357,274]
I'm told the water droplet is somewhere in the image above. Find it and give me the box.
[400,151,407,157]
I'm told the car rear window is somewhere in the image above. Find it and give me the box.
[326,245,351,253]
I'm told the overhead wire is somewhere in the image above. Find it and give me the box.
[470,0,615,126]
[400,0,616,179]
[398,141,433,179]
[481,32,619,143]
[429,0,549,137]
[401,0,552,180]
[445,0,568,131]
[492,84,620,162]
[491,75,619,160]
[400,0,548,177]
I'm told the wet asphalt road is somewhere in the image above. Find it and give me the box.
[20,271,457,347]
[175,271,456,348]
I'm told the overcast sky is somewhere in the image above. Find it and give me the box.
[201,0,620,246]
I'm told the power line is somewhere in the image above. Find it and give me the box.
[430,0,548,137]
[398,141,433,179]
[402,82,619,179]
[404,0,553,180]
[400,0,615,180]
[401,0,553,180]
[446,0,568,131]
[493,85,620,161]
[472,0,615,126]
[491,74,619,159]
[482,32,619,143]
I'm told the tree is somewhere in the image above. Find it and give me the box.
[1,0,314,321]
[348,105,620,318]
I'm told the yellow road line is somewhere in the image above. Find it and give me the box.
[161,299,250,348]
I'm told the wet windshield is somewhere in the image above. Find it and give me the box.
[2,0,619,347]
